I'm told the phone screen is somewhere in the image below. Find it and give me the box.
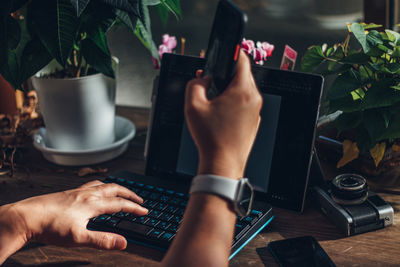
[268,236,336,267]
[203,0,246,99]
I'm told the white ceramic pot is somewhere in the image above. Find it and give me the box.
[32,59,118,151]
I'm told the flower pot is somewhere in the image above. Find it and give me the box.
[31,60,118,151]
[0,75,17,115]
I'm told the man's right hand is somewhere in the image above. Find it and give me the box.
[184,50,262,179]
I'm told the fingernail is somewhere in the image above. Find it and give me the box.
[140,206,149,214]
[138,197,144,203]
[114,238,126,250]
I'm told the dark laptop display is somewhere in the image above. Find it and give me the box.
[146,53,323,212]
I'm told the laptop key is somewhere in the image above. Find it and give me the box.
[165,205,178,214]
[148,210,162,219]
[148,193,160,200]
[167,224,179,233]
[117,220,153,236]
[171,215,181,224]
[143,200,158,209]
[160,232,175,242]
[159,212,173,222]
[154,203,168,211]
[148,229,164,239]
[106,217,120,227]
[156,221,170,230]
[160,195,170,202]
[134,216,148,224]
[145,219,160,227]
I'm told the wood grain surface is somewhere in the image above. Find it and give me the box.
[1,107,399,267]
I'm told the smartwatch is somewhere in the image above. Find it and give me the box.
[189,174,254,217]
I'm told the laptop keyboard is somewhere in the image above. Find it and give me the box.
[88,175,265,248]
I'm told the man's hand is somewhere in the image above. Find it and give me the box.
[185,50,262,179]
[0,180,147,264]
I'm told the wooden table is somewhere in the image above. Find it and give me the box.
[1,107,399,267]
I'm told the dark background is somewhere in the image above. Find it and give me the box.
[108,0,364,107]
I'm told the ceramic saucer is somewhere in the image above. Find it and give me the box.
[33,115,136,166]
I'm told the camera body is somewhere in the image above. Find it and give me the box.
[312,185,393,236]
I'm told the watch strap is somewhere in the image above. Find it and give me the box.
[189,174,239,201]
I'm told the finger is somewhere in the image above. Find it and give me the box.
[96,197,148,216]
[79,180,104,189]
[83,230,127,250]
[96,183,143,204]
[196,69,203,78]
[185,76,211,110]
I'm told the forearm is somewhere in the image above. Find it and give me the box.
[161,193,236,267]
[0,204,30,265]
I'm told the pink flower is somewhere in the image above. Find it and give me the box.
[152,57,160,69]
[241,38,255,55]
[158,44,170,59]
[162,34,177,50]
[257,41,274,57]
[253,47,267,65]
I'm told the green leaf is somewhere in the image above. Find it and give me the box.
[385,63,400,74]
[20,37,52,83]
[366,30,383,47]
[1,51,20,89]
[363,109,387,142]
[301,46,325,72]
[340,52,369,64]
[80,1,116,33]
[145,0,161,5]
[116,9,137,31]
[29,0,79,67]
[160,0,181,20]
[385,29,400,45]
[331,111,362,134]
[329,94,363,113]
[378,114,400,140]
[362,79,400,109]
[6,16,21,49]
[99,0,140,19]
[134,1,159,61]
[351,23,369,53]
[355,124,374,153]
[155,3,169,26]
[327,69,362,100]
[360,22,382,30]
[70,0,90,17]
[319,64,351,76]
[82,26,114,78]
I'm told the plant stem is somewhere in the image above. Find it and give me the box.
[83,63,90,76]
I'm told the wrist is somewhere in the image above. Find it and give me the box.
[0,203,31,264]
[198,152,245,179]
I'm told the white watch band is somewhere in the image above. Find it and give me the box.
[189,174,239,201]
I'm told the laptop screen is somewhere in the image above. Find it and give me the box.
[146,54,323,211]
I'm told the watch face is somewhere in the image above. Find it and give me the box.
[236,178,254,217]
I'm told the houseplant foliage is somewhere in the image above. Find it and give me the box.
[0,0,181,89]
[302,23,400,169]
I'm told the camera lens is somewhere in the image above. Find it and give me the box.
[330,174,368,205]
[340,176,363,188]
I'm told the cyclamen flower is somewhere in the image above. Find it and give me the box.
[158,44,170,59]
[162,34,177,50]
[253,47,267,65]
[257,41,274,57]
[241,38,255,55]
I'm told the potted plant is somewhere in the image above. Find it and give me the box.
[0,0,181,150]
[301,23,400,187]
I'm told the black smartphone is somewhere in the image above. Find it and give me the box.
[203,0,247,99]
[268,236,336,267]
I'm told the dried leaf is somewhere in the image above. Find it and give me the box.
[392,143,400,152]
[337,140,360,168]
[77,167,108,177]
[370,142,386,167]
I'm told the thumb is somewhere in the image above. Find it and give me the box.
[185,75,211,110]
[84,230,127,250]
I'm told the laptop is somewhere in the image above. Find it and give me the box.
[88,54,323,259]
